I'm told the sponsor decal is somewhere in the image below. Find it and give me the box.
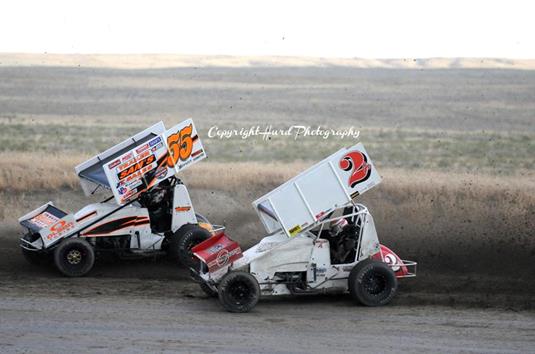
[193,154,203,162]
[316,267,327,274]
[207,247,241,270]
[47,220,75,240]
[191,148,203,158]
[289,224,302,236]
[118,186,128,195]
[136,150,151,160]
[121,152,134,162]
[149,136,162,147]
[175,206,192,212]
[339,150,371,189]
[126,179,142,189]
[350,191,360,199]
[123,190,136,199]
[216,249,229,267]
[155,166,167,180]
[31,212,60,229]
[117,154,156,180]
[315,211,326,220]
[151,142,164,152]
[208,244,223,253]
[108,159,121,169]
[135,144,149,154]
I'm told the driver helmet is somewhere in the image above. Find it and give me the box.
[331,218,348,235]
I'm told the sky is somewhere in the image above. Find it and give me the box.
[0,0,533,58]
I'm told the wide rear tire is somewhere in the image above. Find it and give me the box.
[348,259,398,306]
[53,238,95,277]
[218,271,260,313]
[167,224,211,269]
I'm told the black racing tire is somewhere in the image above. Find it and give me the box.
[53,238,95,277]
[21,233,50,265]
[200,282,218,298]
[218,271,260,313]
[167,224,211,269]
[348,259,398,306]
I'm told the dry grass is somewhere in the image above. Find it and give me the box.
[1,153,533,279]
[0,152,86,192]
[1,152,533,203]
[0,152,302,193]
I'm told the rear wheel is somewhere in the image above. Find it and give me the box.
[218,271,260,313]
[348,259,397,306]
[167,224,211,269]
[53,238,95,277]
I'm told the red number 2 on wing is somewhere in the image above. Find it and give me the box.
[339,151,371,188]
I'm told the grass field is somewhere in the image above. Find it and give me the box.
[1,121,533,174]
[1,63,533,174]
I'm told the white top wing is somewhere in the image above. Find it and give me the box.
[253,143,381,237]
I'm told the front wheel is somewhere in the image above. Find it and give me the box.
[167,224,211,269]
[348,259,398,306]
[218,271,260,313]
[53,238,95,277]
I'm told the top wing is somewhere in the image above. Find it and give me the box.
[253,143,381,237]
[75,122,166,196]
[104,119,206,205]
[76,119,206,205]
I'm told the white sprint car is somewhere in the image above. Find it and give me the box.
[192,143,416,312]
[19,119,219,277]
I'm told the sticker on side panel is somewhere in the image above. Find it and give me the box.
[288,224,302,236]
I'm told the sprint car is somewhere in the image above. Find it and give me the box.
[19,119,219,277]
[192,143,416,312]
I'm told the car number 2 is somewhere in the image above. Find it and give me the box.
[339,151,371,188]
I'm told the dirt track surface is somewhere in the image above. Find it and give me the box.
[1,273,534,354]
[1,238,534,353]
[1,187,534,353]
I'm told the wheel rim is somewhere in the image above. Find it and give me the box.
[66,249,82,265]
[228,280,253,305]
[362,271,387,296]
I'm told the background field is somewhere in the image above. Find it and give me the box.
[0,55,533,306]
